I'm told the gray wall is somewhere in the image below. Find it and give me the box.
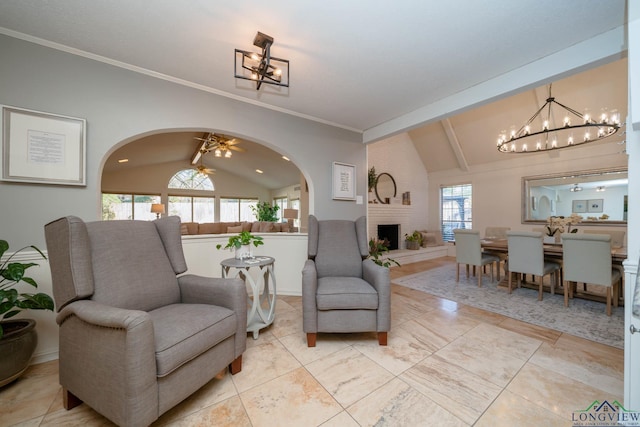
[0,35,366,247]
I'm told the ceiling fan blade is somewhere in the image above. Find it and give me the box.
[229,145,246,152]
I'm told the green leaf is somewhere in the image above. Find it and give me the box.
[0,240,8,259]
[4,263,26,282]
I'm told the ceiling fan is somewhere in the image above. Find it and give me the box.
[195,156,215,175]
[192,133,246,162]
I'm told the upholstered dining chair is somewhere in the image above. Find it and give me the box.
[302,215,390,347]
[45,216,247,427]
[506,231,561,300]
[453,229,500,287]
[485,226,510,239]
[561,233,622,316]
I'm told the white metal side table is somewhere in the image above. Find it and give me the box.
[221,256,276,339]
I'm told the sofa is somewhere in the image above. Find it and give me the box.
[181,221,291,235]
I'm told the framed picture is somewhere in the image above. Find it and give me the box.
[572,199,587,213]
[332,161,356,200]
[588,199,604,213]
[1,105,86,186]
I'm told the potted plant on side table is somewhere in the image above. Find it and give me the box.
[216,231,265,259]
[0,239,54,387]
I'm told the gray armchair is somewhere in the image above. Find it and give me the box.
[44,216,247,427]
[302,215,390,347]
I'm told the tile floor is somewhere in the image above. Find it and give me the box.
[0,257,624,426]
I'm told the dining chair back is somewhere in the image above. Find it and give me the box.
[454,229,500,287]
[583,229,626,249]
[506,231,561,300]
[561,233,622,315]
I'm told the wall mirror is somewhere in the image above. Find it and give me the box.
[522,167,627,225]
[375,172,397,204]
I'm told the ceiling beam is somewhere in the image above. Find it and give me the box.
[363,26,626,143]
[440,118,469,172]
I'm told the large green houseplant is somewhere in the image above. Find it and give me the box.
[0,239,54,386]
[250,202,280,222]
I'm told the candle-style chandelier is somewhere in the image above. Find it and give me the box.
[496,84,621,154]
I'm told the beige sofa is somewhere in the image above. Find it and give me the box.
[181,221,291,235]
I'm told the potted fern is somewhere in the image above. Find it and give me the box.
[0,239,54,386]
[216,231,264,259]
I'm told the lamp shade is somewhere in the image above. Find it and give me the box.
[283,209,298,219]
[150,204,165,214]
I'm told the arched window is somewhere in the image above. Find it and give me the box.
[168,169,214,190]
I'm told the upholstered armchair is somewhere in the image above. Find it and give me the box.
[302,215,390,347]
[44,216,247,427]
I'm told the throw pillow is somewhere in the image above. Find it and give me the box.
[227,225,243,233]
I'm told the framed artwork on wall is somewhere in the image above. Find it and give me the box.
[588,199,604,213]
[1,105,86,186]
[332,161,356,201]
[572,200,587,213]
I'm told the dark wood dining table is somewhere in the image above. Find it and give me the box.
[480,238,627,304]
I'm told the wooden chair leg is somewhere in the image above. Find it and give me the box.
[563,280,569,307]
[606,288,612,316]
[456,263,460,282]
[508,270,513,294]
[229,355,243,374]
[63,388,83,410]
[307,332,317,347]
[613,281,620,308]
[538,276,543,301]
[478,268,482,287]
[378,332,388,346]
[496,261,501,281]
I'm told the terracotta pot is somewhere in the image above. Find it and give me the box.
[0,319,38,387]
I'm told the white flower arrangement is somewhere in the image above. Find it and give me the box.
[545,214,583,236]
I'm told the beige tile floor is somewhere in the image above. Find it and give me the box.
[0,257,624,426]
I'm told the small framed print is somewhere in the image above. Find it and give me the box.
[588,199,604,213]
[332,161,356,201]
[572,200,587,213]
[1,105,86,186]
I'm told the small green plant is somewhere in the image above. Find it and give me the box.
[405,231,423,244]
[250,202,280,222]
[0,240,54,339]
[368,238,400,268]
[216,231,264,251]
[368,166,377,192]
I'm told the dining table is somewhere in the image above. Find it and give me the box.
[480,238,627,304]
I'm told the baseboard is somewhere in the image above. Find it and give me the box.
[32,350,59,365]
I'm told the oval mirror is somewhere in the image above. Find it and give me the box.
[375,173,397,204]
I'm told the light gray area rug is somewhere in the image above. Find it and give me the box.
[393,264,624,349]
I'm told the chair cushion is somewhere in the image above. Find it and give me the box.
[316,277,378,310]
[150,303,236,377]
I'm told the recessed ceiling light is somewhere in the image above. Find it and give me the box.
[282,156,290,161]
[118,158,129,163]
[255,169,263,174]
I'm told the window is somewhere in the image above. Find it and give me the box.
[168,196,215,222]
[440,184,472,241]
[102,194,161,220]
[220,198,258,222]
[168,169,214,191]
[290,198,300,228]
[274,197,287,222]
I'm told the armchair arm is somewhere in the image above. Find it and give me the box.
[177,274,247,357]
[301,259,318,333]
[362,259,391,332]
[55,300,158,427]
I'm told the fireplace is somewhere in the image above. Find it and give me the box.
[377,224,400,250]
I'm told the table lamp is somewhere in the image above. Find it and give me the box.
[283,208,298,232]
[150,203,165,219]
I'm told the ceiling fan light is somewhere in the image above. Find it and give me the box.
[214,148,222,157]
[225,150,232,158]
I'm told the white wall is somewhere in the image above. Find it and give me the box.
[367,132,429,245]
[426,141,627,236]
[0,34,367,251]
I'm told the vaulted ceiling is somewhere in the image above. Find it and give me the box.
[0,1,628,185]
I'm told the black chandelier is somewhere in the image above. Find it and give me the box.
[234,32,289,90]
[496,84,621,154]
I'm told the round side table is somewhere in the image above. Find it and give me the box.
[221,256,276,339]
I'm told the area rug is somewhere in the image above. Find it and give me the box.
[393,264,624,349]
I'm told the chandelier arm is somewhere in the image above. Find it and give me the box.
[550,99,585,120]
[515,102,548,136]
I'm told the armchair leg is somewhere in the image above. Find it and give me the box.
[307,333,317,347]
[378,332,388,346]
[63,388,83,410]
[229,355,243,374]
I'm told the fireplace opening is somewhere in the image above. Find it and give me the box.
[377,224,400,250]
